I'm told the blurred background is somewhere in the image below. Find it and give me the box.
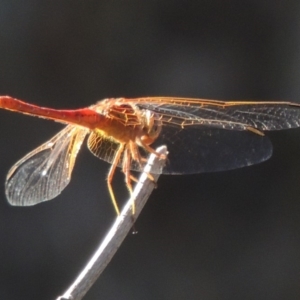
[0,1,300,299]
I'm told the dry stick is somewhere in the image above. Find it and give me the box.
[56,145,168,300]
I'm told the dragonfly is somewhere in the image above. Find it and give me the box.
[1,95,300,214]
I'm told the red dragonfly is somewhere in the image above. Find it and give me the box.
[1,95,300,214]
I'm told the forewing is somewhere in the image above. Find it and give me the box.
[131,97,300,174]
[87,98,299,175]
[134,97,300,131]
[6,125,88,206]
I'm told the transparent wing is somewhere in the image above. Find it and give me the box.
[5,125,88,206]
[84,98,300,175]
[87,127,273,175]
[87,131,120,163]
[150,126,273,174]
[133,97,300,131]
[87,132,147,172]
[130,97,300,174]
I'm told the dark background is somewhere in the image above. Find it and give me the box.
[0,1,300,299]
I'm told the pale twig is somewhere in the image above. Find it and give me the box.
[56,145,168,300]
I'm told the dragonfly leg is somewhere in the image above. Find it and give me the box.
[130,174,139,183]
[122,146,135,214]
[129,167,157,187]
[107,143,125,215]
[128,139,144,170]
[246,126,264,136]
[145,172,157,188]
[129,140,158,186]
[137,138,167,160]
